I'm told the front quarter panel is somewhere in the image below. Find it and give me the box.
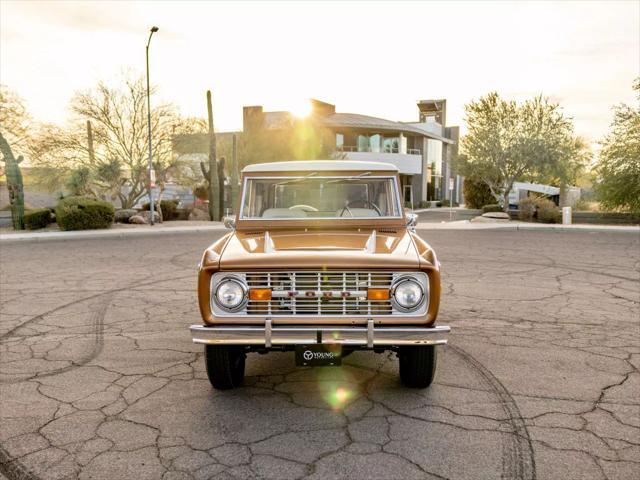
[411,231,441,325]
[198,232,233,323]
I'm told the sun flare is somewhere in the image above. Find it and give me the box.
[291,99,312,118]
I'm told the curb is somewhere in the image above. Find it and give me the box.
[1,221,638,243]
[415,221,640,233]
[0,224,228,243]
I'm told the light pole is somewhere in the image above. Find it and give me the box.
[146,26,159,225]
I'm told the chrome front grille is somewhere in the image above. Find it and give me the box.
[210,271,429,317]
[245,271,394,316]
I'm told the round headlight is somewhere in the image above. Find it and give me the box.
[392,278,424,311]
[215,278,247,311]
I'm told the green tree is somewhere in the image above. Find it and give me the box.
[0,86,31,229]
[534,135,592,207]
[31,74,205,208]
[457,93,579,211]
[595,79,640,212]
[0,86,32,153]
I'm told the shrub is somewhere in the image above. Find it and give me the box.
[142,199,179,221]
[175,207,192,220]
[463,178,495,209]
[193,185,208,200]
[55,197,115,231]
[518,197,537,221]
[536,198,561,223]
[24,208,52,230]
[114,209,138,223]
[482,204,503,213]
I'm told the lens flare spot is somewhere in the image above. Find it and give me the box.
[326,386,352,410]
[335,388,349,402]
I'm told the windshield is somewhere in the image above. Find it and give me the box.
[240,176,402,220]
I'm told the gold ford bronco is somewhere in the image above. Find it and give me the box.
[191,161,450,389]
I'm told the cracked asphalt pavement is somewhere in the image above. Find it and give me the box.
[0,229,638,480]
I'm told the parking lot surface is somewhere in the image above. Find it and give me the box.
[1,229,638,479]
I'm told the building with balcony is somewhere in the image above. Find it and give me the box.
[242,99,461,205]
[173,98,462,208]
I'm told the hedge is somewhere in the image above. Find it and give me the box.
[463,178,495,209]
[24,208,52,230]
[536,198,561,223]
[518,198,537,221]
[142,199,179,221]
[55,197,115,231]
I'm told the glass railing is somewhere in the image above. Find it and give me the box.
[336,146,421,155]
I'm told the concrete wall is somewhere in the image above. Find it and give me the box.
[343,152,422,174]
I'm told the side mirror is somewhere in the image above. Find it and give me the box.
[406,213,418,228]
[223,216,236,230]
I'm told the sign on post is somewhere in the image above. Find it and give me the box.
[449,178,454,221]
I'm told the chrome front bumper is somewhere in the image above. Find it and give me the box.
[190,320,450,347]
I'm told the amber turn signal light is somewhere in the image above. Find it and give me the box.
[367,288,390,301]
[249,288,272,301]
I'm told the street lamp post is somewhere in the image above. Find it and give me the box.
[146,26,159,225]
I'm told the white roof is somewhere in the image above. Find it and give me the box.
[513,182,560,196]
[242,160,399,173]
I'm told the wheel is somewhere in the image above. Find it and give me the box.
[398,345,437,388]
[204,345,246,390]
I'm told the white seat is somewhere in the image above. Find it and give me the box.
[262,208,307,218]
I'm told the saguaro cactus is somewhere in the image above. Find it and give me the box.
[230,133,240,213]
[217,156,225,218]
[86,120,96,163]
[200,90,220,221]
[0,132,25,230]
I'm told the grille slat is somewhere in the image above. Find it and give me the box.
[245,271,395,316]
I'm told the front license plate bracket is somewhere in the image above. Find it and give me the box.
[295,344,342,367]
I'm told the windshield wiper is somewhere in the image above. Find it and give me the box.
[275,172,318,186]
[326,172,372,184]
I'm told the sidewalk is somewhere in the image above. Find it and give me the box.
[0,219,637,243]
[416,220,640,233]
[0,222,227,243]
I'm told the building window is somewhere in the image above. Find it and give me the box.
[369,134,381,153]
[383,136,399,153]
[336,133,344,149]
[357,135,369,152]
[426,139,443,175]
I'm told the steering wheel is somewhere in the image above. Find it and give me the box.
[289,204,318,212]
[340,200,382,216]
[338,202,353,217]
[368,201,383,216]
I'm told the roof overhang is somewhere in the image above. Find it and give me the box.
[242,160,399,173]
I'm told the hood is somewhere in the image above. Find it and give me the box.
[218,228,420,270]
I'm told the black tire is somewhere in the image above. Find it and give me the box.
[398,345,437,388]
[204,345,246,390]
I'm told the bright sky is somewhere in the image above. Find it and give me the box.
[2,0,638,144]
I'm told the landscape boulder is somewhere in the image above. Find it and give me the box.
[114,209,138,223]
[188,208,210,221]
[482,212,510,220]
[471,212,510,223]
[129,211,161,225]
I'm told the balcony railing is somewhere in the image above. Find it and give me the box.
[337,146,421,155]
